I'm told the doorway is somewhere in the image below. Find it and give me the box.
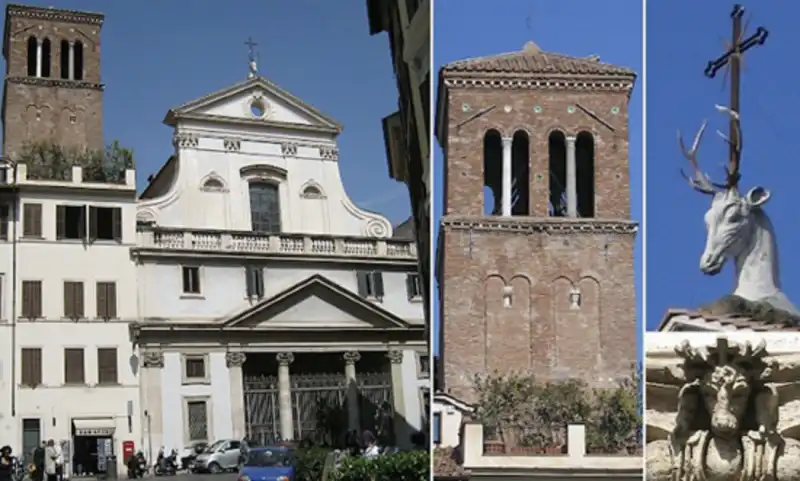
[71,420,115,476]
[21,419,41,459]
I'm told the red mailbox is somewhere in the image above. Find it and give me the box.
[122,441,135,461]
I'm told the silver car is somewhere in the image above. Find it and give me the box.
[191,439,247,474]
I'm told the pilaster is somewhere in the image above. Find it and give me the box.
[141,351,164,461]
[343,351,362,432]
[277,352,295,440]
[226,352,247,439]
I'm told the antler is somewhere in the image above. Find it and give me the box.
[677,105,743,194]
[714,104,742,189]
[678,120,716,194]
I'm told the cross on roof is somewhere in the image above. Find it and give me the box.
[245,37,259,78]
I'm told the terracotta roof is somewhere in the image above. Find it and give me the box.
[659,309,800,332]
[441,41,635,77]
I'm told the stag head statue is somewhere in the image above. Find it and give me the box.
[678,106,798,315]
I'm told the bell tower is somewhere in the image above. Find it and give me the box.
[2,4,105,160]
[436,42,638,401]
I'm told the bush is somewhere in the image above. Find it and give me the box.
[330,450,429,481]
[293,447,330,481]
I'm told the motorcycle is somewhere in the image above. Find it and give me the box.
[154,450,177,477]
[127,452,147,479]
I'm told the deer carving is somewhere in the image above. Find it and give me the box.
[678,105,798,315]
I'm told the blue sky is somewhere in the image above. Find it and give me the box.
[646,1,799,329]
[432,0,643,354]
[0,0,410,226]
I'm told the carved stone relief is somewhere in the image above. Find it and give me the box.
[141,351,164,368]
[225,351,247,368]
[646,336,800,480]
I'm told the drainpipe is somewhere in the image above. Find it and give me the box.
[6,158,18,417]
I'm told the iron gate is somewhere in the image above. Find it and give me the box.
[357,371,394,444]
[291,373,348,445]
[244,375,280,446]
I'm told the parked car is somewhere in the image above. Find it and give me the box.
[237,446,294,481]
[178,441,207,470]
[191,439,247,474]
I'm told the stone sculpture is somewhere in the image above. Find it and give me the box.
[678,105,798,315]
[645,337,800,480]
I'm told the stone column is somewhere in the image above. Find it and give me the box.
[226,352,247,440]
[141,351,164,462]
[501,136,513,216]
[35,38,42,78]
[68,41,75,80]
[565,135,578,217]
[343,351,361,433]
[276,352,295,441]
[387,350,409,447]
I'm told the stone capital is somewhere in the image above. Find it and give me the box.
[343,351,361,365]
[226,351,247,368]
[566,135,577,144]
[141,351,164,369]
[386,350,404,364]
[501,136,513,148]
[276,352,294,366]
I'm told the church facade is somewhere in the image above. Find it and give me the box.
[0,2,427,474]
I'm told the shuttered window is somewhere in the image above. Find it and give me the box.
[89,206,122,242]
[64,348,85,384]
[63,281,84,319]
[21,348,42,387]
[356,271,385,299]
[405,273,422,300]
[22,204,42,237]
[96,282,117,319]
[97,347,118,384]
[245,266,264,298]
[187,400,209,441]
[21,280,42,319]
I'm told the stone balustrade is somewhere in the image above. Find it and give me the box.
[136,227,418,260]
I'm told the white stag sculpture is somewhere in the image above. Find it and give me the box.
[678,105,798,315]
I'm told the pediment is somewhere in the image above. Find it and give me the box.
[164,77,342,133]
[223,274,411,330]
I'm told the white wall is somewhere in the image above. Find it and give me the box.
[432,400,468,448]
[161,352,232,451]
[140,263,424,323]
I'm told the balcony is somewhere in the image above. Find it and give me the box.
[135,227,418,261]
[8,164,136,191]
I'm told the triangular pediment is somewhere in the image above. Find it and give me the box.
[222,274,412,329]
[164,76,342,133]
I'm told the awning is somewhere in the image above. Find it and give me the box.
[73,418,116,437]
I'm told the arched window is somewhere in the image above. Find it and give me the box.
[26,37,37,76]
[203,178,224,191]
[41,38,51,78]
[575,132,595,218]
[482,129,502,215]
[249,182,281,233]
[548,131,567,217]
[60,40,70,79]
[74,41,84,81]
[301,185,323,199]
[510,130,530,215]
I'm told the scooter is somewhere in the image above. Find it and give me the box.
[154,450,177,477]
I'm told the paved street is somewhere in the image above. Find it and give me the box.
[150,474,239,481]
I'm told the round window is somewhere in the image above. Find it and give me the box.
[250,99,267,118]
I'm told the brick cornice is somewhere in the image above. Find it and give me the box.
[5,75,103,91]
[440,216,638,235]
[6,5,104,26]
[442,75,634,95]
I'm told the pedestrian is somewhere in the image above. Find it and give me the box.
[0,446,13,481]
[44,440,58,481]
[54,442,63,481]
[361,431,380,459]
[32,443,45,481]
[344,430,360,457]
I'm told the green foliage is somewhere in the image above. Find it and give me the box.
[293,447,330,481]
[473,369,641,453]
[329,450,429,481]
[18,139,135,183]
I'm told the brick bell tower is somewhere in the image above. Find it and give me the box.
[2,4,105,161]
[436,41,638,402]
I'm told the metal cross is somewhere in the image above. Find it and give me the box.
[245,37,258,61]
[704,5,768,171]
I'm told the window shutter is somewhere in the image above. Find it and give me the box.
[21,349,30,386]
[0,205,8,240]
[356,271,368,297]
[75,282,84,318]
[32,204,42,237]
[56,205,66,239]
[78,206,87,240]
[31,348,42,386]
[106,283,117,318]
[63,282,74,318]
[97,282,107,318]
[98,348,118,384]
[373,272,385,298]
[245,267,255,297]
[21,282,30,318]
[405,274,414,300]
[112,207,122,242]
[88,206,98,241]
[64,348,85,384]
[256,268,264,297]
[22,205,32,237]
[182,267,191,293]
[34,282,42,318]
[24,204,41,237]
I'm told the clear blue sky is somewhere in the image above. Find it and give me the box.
[0,0,410,226]
[646,1,799,329]
[432,0,643,356]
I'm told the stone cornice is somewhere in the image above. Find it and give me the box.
[440,216,638,235]
[5,75,103,91]
[174,112,340,136]
[442,75,634,95]
[6,5,104,26]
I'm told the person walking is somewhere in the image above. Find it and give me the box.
[44,440,58,481]
[0,446,13,481]
[32,443,45,481]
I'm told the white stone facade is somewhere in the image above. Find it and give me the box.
[132,76,426,458]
